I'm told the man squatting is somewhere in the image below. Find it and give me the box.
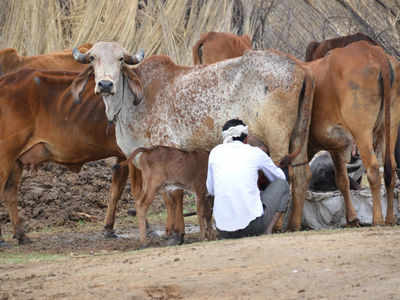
[206,119,290,239]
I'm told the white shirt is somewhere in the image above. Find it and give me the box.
[206,141,286,231]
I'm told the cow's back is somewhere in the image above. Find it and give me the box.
[0,43,92,75]
[192,32,252,65]
[129,50,306,162]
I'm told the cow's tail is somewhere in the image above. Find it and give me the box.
[279,69,315,168]
[113,147,149,170]
[192,33,210,65]
[112,147,148,198]
[379,54,394,187]
[113,147,150,168]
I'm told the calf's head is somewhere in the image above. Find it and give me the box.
[72,41,144,122]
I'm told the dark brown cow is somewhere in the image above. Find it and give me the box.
[304,32,378,62]
[118,146,214,243]
[192,31,251,65]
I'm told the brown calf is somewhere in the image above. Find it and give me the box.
[119,146,214,244]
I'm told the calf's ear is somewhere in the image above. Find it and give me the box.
[71,65,93,103]
[122,65,143,105]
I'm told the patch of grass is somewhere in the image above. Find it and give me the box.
[0,252,66,265]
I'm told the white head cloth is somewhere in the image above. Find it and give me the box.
[222,125,248,143]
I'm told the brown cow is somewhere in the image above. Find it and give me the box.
[0,44,138,246]
[192,32,251,65]
[305,32,400,186]
[265,42,399,227]
[118,146,214,244]
[191,32,400,229]
[304,32,378,62]
[304,41,400,226]
[72,42,314,244]
[0,43,93,76]
[0,54,150,245]
[0,45,189,246]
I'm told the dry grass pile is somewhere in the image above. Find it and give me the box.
[0,0,254,64]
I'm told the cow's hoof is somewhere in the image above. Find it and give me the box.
[104,230,119,239]
[385,214,397,226]
[166,233,184,246]
[385,220,396,226]
[18,236,32,245]
[347,218,360,227]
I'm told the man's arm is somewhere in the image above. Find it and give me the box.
[256,149,286,181]
[206,160,214,196]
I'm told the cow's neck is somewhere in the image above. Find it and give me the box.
[110,74,146,156]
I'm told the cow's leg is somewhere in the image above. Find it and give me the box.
[395,125,400,182]
[384,130,398,225]
[330,150,359,225]
[354,135,384,225]
[104,159,129,238]
[288,164,312,231]
[1,161,29,244]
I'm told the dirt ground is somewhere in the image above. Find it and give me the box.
[1,161,400,299]
[1,226,399,300]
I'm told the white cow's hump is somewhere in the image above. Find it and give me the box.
[115,50,302,154]
[142,50,299,149]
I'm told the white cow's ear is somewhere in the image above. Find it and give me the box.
[71,65,93,103]
[122,65,143,105]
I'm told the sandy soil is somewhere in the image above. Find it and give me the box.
[1,226,400,300]
[1,160,400,299]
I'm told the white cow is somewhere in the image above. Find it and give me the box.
[72,42,315,243]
